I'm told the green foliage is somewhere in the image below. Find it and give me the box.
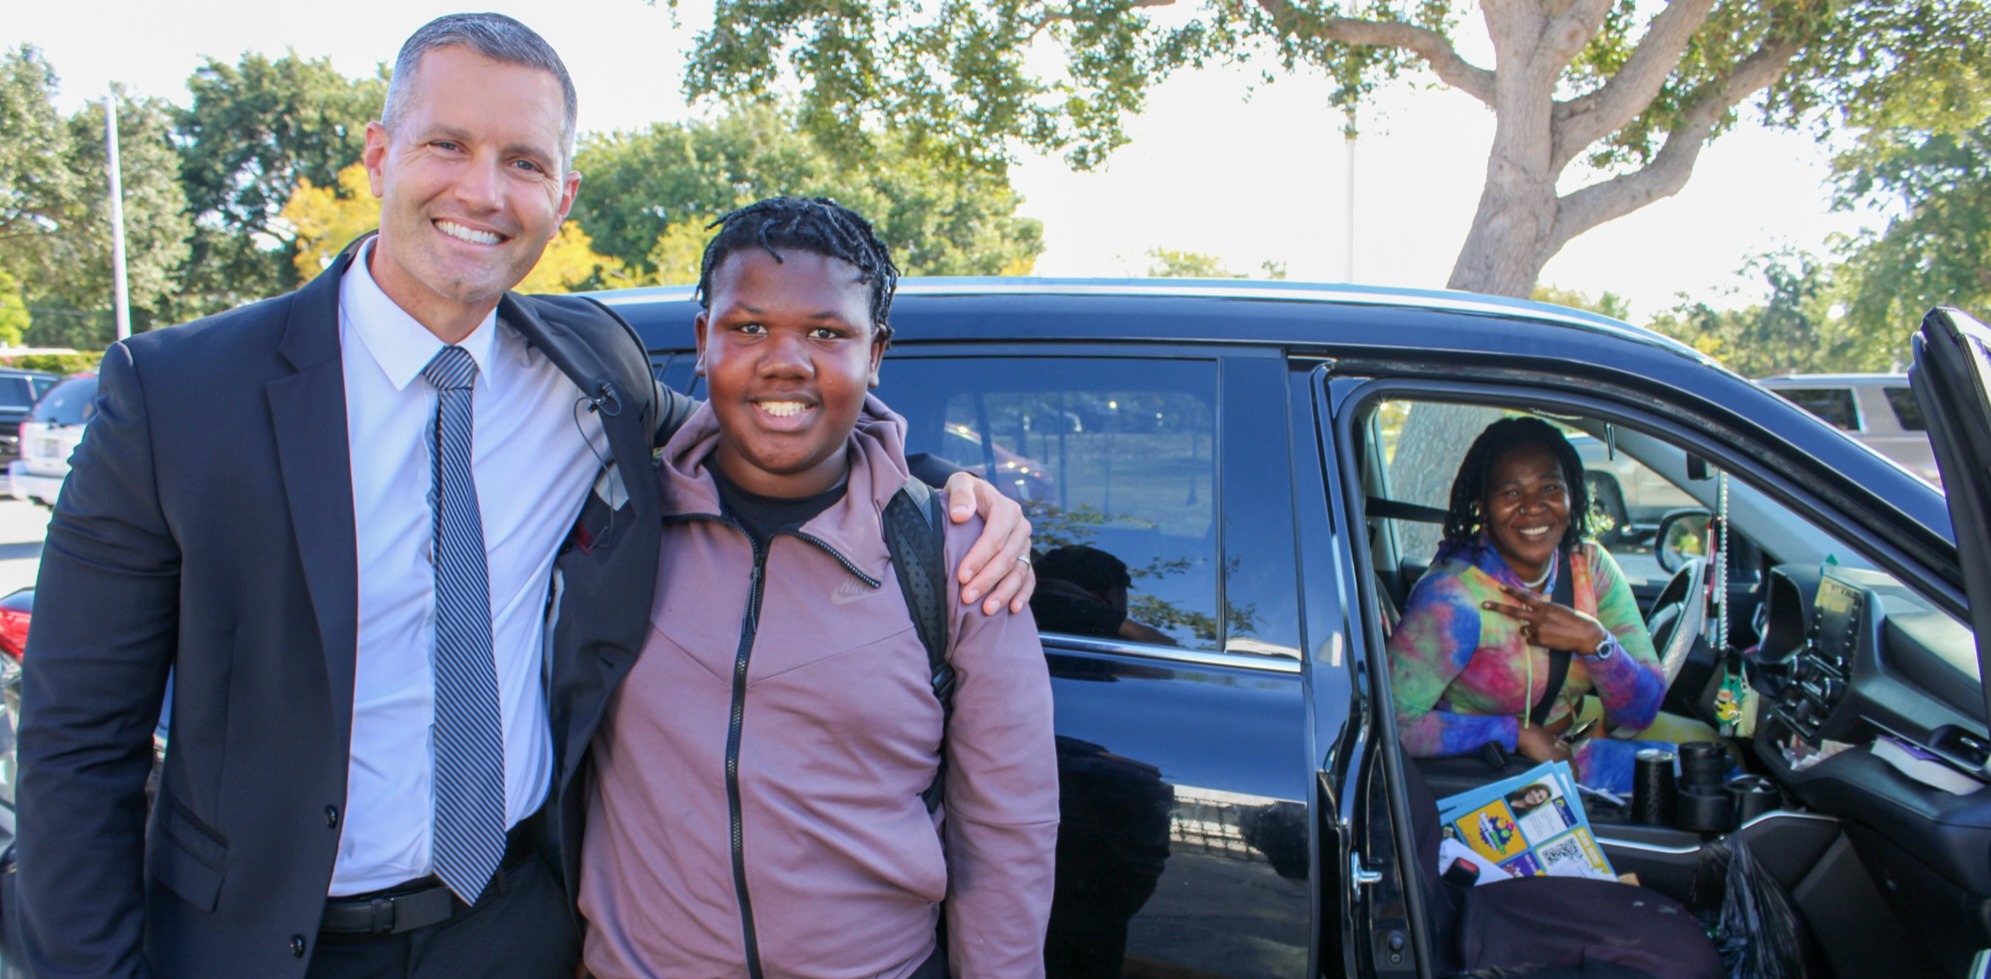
[0,46,81,302]
[0,351,102,374]
[1830,122,1991,355]
[1146,248,1240,278]
[569,103,1042,281]
[1531,285,1631,321]
[677,0,1986,174]
[0,47,189,350]
[172,51,386,317]
[1646,250,1891,376]
[0,268,29,346]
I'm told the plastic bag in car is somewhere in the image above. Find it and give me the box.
[1689,837,1810,979]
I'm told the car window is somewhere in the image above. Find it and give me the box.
[887,356,1221,651]
[30,375,55,399]
[30,377,98,426]
[1771,387,1860,431]
[0,377,35,409]
[1884,386,1927,432]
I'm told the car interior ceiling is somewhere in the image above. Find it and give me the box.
[1357,397,1988,979]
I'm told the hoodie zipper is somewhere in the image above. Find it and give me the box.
[728,536,769,979]
[669,513,880,979]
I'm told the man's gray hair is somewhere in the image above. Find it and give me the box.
[381,12,578,171]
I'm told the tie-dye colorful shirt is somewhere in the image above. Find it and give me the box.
[1387,537,1663,761]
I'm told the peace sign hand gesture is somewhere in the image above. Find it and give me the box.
[1482,584,1612,653]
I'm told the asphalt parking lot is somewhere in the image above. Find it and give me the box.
[0,499,47,597]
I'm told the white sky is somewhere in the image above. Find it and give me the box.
[11,0,1880,321]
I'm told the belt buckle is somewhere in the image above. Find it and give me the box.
[370,896,397,934]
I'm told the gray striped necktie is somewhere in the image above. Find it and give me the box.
[420,345,505,904]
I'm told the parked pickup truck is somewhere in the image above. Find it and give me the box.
[5,281,1988,979]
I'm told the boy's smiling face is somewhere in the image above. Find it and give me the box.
[695,248,886,499]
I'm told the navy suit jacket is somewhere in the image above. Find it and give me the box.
[14,245,690,979]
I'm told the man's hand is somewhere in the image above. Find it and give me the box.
[943,471,1035,614]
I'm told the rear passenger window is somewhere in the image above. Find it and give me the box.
[0,377,34,409]
[888,357,1220,650]
[1773,387,1859,431]
[1884,386,1926,431]
[30,377,97,426]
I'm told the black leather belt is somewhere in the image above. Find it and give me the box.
[320,820,536,935]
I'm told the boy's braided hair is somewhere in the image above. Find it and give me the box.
[696,196,900,334]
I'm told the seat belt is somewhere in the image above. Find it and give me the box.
[1528,546,1577,728]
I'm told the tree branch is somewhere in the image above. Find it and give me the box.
[1539,0,1613,73]
[1550,0,1718,171]
[1253,0,1496,105]
[1549,36,1802,251]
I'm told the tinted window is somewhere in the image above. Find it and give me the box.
[30,377,98,426]
[887,356,1221,650]
[1884,386,1926,431]
[0,377,34,409]
[1774,387,1859,431]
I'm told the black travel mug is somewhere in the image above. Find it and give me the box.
[1632,747,1677,825]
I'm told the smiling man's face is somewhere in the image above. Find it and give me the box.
[362,44,578,341]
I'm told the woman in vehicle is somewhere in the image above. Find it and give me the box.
[1388,416,1667,793]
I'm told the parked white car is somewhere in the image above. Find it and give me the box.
[9,374,97,508]
[1757,373,1939,484]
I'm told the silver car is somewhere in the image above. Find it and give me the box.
[1757,373,1939,485]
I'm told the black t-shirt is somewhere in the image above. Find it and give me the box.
[709,465,846,548]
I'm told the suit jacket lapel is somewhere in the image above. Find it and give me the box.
[268,250,362,738]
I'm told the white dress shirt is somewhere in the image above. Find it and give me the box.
[329,242,607,895]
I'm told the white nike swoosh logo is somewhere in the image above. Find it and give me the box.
[829,579,877,605]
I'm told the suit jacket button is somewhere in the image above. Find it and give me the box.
[290,934,306,957]
[325,805,339,828]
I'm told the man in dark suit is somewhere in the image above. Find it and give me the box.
[13,14,1033,979]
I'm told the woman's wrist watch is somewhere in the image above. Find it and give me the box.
[1588,633,1615,659]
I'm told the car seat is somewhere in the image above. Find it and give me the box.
[1402,761,1721,979]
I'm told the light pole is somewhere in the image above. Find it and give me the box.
[105,85,132,341]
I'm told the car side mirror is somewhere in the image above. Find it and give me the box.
[1655,508,1715,573]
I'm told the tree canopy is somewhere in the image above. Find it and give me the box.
[569,103,1043,284]
[173,51,385,316]
[678,0,1991,298]
[0,46,190,350]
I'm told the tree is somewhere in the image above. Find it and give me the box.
[0,46,81,304]
[569,103,1042,282]
[1830,123,1991,361]
[679,0,1990,299]
[1531,284,1630,320]
[1,48,189,349]
[173,52,385,316]
[281,164,379,280]
[46,96,193,324]
[1646,249,1882,376]
[0,268,29,346]
[1147,248,1242,278]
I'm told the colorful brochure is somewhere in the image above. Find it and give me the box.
[1434,760,1616,883]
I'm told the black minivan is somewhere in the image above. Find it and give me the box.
[603,279,1991,978]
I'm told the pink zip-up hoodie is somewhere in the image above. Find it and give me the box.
[580,396,1059,979]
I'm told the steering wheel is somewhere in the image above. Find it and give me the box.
[1644,556,1709,689]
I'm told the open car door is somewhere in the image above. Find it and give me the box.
[1910,307,1991,726]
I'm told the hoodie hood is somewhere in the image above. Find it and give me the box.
[658,392,914,584]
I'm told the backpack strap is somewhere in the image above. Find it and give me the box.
[1528,546,1577,728]
[882,479,953,812]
